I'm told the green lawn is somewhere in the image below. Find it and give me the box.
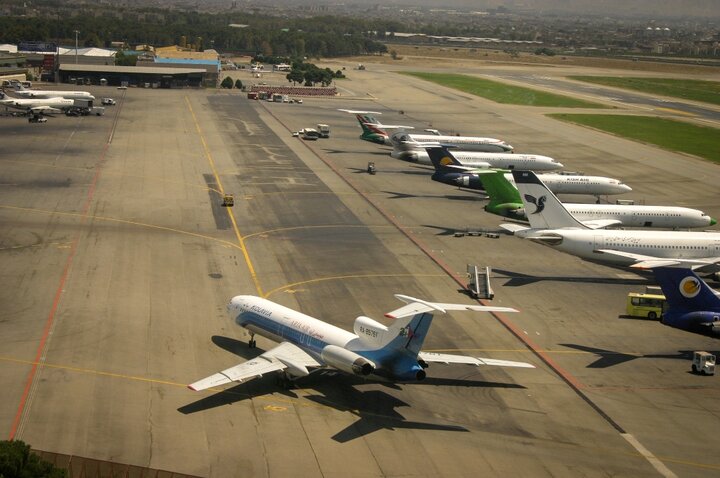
[568,76,720,106]
[403,72,606,108]
[548,114,720,164]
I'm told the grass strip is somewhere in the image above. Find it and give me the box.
[548,114,720,164]
[569,76,720,106]
[403,72,606,108]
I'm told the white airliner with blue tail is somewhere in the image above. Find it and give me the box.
[189,294,534,391]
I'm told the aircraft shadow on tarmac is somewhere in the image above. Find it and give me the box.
[179,337,525,441]
[492,268,651,288]
[384,191,483,202]
[561,343,720,368]
[323,148,391,156]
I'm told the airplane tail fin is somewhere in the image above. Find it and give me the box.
[378,295,516,356]
[511,170,587,229]
[476,170,524,217]
[426,146,462,171]
[652,267,720,314]
[356,114,388,138]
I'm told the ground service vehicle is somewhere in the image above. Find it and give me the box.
[626,293,667,320]
[101,98,116,105]
[317,124,330,138]
[692,352,716,375]
[302,128,320,140]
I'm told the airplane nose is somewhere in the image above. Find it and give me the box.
[555,162,564,168]
[711,217,717,226]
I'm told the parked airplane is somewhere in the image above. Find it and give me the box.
[427,147,627,197]
[339,109,414,145]
[11,84,94,100]
[501,170,720,272]
[469,168,714,229]
[423,145,562,171]
[0,96,72,114]
[392,131,513,160]
[648,267,720,337]
[189,294,534,391]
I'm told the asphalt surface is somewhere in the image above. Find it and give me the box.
[1,66,719,478]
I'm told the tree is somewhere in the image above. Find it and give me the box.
[234,79,243,89]
[0,440,66,477]
[286,70,304,85]
[220,76,234,89]
[114,50,136,66]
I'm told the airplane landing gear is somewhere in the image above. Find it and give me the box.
[248,334,256,348]
[276,372,295,389]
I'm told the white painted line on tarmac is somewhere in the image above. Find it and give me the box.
[621,433,678,478]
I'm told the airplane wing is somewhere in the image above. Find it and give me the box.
[596,249,720,270]
[499,223,530,234]
[385,294,517,319]
[419,352,534,368]
[580,219,623,229]
[338,109,382,114]
[188,342,321,391]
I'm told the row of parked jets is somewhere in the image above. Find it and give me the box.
[339,109,720,338]
[0,83,94,116]
[186,104,719,396]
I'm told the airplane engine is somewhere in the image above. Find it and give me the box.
[455,174,483,189]
[321,345,375,376]
[353,316,388,347]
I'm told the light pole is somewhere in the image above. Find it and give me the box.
[74,30,79,64]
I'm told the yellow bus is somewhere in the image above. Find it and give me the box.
[626,293,667,320]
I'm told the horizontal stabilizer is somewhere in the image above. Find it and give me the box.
[338,109,382,114]
[419,352,534,368]
[385,294,517,319]
[500,223,529,234]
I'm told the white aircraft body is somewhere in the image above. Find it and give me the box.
[506,172,632,196]
[0,96,74,113]
[189,294,534,391]
[502,170,720,271]
[12,85,94,100]
[564,204,716,229]
[392,131,514,157]
[431,148,565,171]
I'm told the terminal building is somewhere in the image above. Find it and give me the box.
[58,64,206,88]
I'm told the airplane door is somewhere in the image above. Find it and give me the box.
[593,235,604,250]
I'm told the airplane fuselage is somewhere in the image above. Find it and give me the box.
[567,204,715,229]
[1,97,74,111]
[518,174,631,196]
[228,296,422,381]
[407,150,561,169]
[441,171,629,196]
[518,228,720,265]
[500,203,714,229]
[15,90,94,100]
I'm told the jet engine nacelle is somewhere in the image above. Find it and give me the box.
[353,316,389,347]
[455,174,483,190]
[321,345,375,376]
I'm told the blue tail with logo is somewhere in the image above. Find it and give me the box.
[652,267,720,335]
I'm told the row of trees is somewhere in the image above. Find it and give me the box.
[0,9,389,58]
[285,61,344,87]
